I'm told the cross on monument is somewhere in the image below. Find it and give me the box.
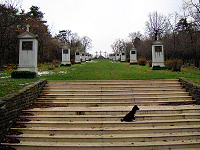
[26,24,30,32]
[95,51,98,58]
[155,29,159,41]
[104,51,107,58]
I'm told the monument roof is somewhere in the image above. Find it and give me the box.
[18,31,38,39]
[62,45,70,49]
[152,40,163,45]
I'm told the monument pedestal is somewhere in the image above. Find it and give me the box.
[17,66,38,72]
[61,62,71,66]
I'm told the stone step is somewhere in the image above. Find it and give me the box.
[37,95,193,100]
[10,125,200,135]
[15,119,200,128]
[41,89,186,94]
[47,79,180,84]
[7,132,200,143]
[39,92,189,98]
[34,100,195,107]
[19,113,200,121]
[22,106,200,115]
[2,140,200,150]
[45,83,182,88]
[36,96,193,103]
[43,86,183,90]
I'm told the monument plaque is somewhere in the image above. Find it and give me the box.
[22,41,33,50]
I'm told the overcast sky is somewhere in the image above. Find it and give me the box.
[1,0,184,55]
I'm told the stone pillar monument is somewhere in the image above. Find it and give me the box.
[151,40,166,70]
[17,25,38,73]
[75,50,81,64]
[61,45,71,66]
[121,51,126,62]
[88,54,92,60]
[130,48,138,65]
[81,52,86,62]
[115,52,120,61]
[86,53,89,61]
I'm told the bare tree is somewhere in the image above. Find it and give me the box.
[111,39,126,53]
[145,11,169,39]
[183,0,200,29]
[128,31,142,45]
[81,36,92,52]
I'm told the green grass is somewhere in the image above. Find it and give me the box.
[0,59,200,98]
[39,59,200,82]
[0,71,39,98]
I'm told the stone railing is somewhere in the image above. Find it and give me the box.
[0,79,47,142]
[178,77,200,104]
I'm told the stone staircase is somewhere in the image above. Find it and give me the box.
[2,79,200,150]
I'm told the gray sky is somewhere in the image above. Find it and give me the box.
[2,0,184,55]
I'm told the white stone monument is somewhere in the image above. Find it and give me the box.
[130,48,138,65]
[17,25,38,73]
[115,53,120,61]
[75,50,81,64]
[121,51,126,62]
[61,45,71,66]
[109,54,115,60]
[86,53,89,61]
[81,52,86,62]
[88,54,92,60]
[151,40,166,70]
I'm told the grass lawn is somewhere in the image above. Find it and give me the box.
[39,59,200,82]
[0,59,200,98]
[0,71,39,98]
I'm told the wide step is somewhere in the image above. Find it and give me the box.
[3,140,200,150]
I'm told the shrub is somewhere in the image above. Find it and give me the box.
[126,58,130,62]
[165,60,173,70]
[11,71,36,78]
[52,60,60,67]
[148,60,152,67]
[48,64,55,70]
[118,58,121,61]
[172,59,183,71]
[164,59,183,71]
[71,59,75,65]
[139,59,147,66]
